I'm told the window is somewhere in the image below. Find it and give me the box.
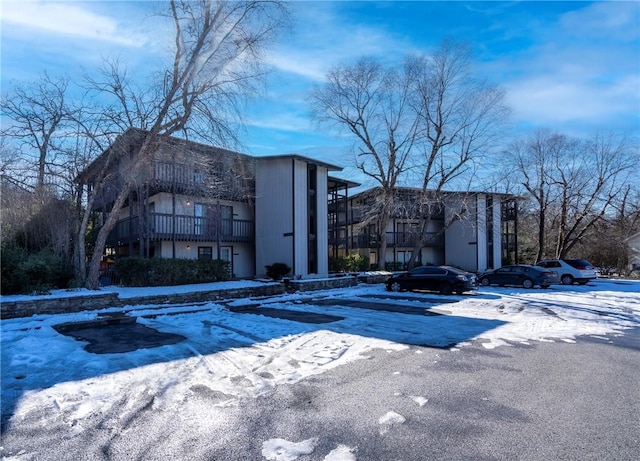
[220,205,233,237]
[198,246,213,260]
[396,250,412,267]
[219,246,233,277]
[194,203,205,235]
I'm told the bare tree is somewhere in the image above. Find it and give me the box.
[309,57,421,266]
[511,131,571,261]
[512,130,637,261]
[0,74,85,269]
[65,106,123,286]
[406,40,510,267]
[82,0,288,289]
[1,73,73,196]
[578,185,640,275]
[552,133,637,258]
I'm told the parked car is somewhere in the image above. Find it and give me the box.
[479,264,560,289]
[535,259,598,285]
[385,265,477,295]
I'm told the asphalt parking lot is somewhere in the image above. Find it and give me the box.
[3,327,638,460]
[1,285,639,460]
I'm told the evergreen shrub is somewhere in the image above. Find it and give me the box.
[265,262,291,280]
[330,253,368,273]
[0,243,73,294]
[114,257,230,287]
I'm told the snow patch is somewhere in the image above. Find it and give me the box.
[261,437,318,461]
[378,411,406,434]
[410,396,429,407]
[324,444,357,461]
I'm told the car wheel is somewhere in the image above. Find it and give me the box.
[440,283,453,295]
[561,274,574,285]
[480,277,490,286]
[522,279,534,289]
[390,282,402,292]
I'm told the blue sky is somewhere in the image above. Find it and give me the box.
[2,1,639,186]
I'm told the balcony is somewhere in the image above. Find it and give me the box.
[148,161,204,194]
[386,231,443,247]
[332,231,444,249]
[106,213,254,246]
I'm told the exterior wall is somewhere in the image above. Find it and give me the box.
[255,157,331,279]
[86,131,341,282]
[492,198,502,269]
[381,218,444,268]
[316,167,329,276]
[225,242,254,278]
[116,191,255,278]
[344,189,514,273]
[255,158,294,277]
[444,193,505,272]
[147,192,252,220]
[382,247,445,269]
[627,232,640,270]
[477,195,488,271]
[474,193,505,272]
[157,241,254,278]
[381,217,443,233]
[421,247,445,266]
[292,158,308,277]
[444,196,478,272]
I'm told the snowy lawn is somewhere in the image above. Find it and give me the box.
[1,278,639,459]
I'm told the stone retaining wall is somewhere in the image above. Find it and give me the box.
[287,276,358,292]
[1,293,121,319]
[1,277,366,319]
[1,284,285,319]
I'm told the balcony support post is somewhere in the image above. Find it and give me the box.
[216,200,221,259]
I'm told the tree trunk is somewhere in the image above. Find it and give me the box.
[85,182,132,289]
[85,134,156,289]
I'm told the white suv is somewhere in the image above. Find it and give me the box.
[535,259,598,285]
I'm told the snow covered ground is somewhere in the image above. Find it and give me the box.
[1,278,639,460]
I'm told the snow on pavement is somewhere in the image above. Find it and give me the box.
[1,278,639,460]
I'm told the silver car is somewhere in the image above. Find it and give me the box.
[535,259,598,285]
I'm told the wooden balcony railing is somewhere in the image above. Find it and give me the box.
[106,213,254,246]
[329,231,444,249]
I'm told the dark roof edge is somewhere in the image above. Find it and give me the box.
[349,186,520,200]
[257,154,342,171]
[328,176,361,188]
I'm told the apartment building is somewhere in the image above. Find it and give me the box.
[80,130,517,279]
[328,187,518,273]
[79,129,347,279]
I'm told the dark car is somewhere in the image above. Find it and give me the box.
[385,265,477,295]
[479,264,560,289]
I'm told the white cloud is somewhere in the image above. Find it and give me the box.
[268,2,411,81]
[506,74,639,127]
[246,113,313,133]
[495,2,639,134]
[560,1,640,42]
[1,0,146,47]
[267,53,327,82]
